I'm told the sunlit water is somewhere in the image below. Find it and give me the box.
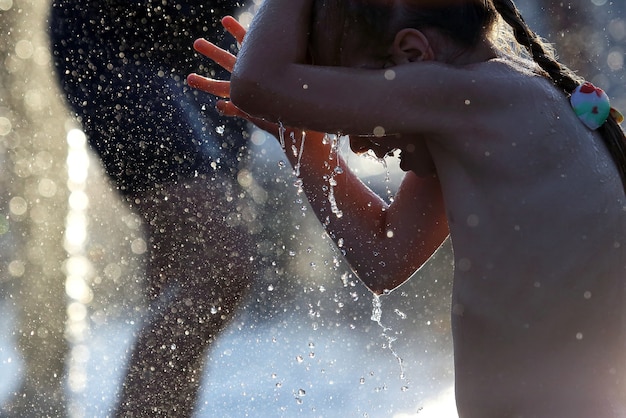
[371,294,407,389]
[0,129,457,417]
[0,295,457,418]
[64,128,96,416]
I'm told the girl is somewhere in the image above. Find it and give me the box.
[188,0,626,416]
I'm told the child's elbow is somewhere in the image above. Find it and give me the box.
[358,269,411,296]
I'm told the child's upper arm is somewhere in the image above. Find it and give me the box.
[231,60,503,140]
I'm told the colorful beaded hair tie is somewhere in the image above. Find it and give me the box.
[570,82,624,130]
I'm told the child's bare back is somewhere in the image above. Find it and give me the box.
[437,59,626,416]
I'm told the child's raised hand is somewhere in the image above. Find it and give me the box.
[221,15,246,45]
[188,16,321,138]
[188,17,276,130]
[187,16,243,100]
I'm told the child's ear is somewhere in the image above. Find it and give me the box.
[390,28,435,64]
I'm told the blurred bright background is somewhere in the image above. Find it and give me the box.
[1,1,625,417]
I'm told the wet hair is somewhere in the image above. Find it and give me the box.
[310,0,626,190]
[310,0,499,65]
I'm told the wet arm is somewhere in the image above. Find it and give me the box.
[270,129,448,294]
[229,0,319,127]
[228,0,459,137]
[228,107,448,293]
[188,18,448,294]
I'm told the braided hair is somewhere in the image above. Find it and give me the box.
[492,0,626,190]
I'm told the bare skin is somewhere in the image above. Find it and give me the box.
[188,2,626,416]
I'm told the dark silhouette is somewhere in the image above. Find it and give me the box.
[49,1,255,416]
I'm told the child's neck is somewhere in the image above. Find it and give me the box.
[440,38,497,66]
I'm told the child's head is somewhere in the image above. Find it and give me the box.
[309,0,500,67]
[308,0,573,86]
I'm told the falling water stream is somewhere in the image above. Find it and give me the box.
[287,128,409,390]
[371,293,409,391]
[324,133,344,219]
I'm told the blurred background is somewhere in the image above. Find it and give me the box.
[0,1,624,417]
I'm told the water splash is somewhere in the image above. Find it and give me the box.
[325,133,344,219]
[364,149,394,202]
[292,130,306,182]
[278,121,286,149]
[370,294,407,385]
[381,157,394,202]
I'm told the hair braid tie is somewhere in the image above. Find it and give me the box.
[570,82,624,130]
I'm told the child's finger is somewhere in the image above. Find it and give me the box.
[217,100,246,118]
[193,38,236,72]
[187,74,231,98]
[222,16,246,44]
[217,100,278,133]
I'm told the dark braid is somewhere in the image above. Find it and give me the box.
[492,0,626,192]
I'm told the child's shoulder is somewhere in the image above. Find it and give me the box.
[422,57,566,142]
[470,56,546,86]
[463,56,560,106]
[424,57,555,127]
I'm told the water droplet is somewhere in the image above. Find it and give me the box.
[0,116,12,136]
[278,122,286,149]
[384,69,396,80]
[394,309,407,319]
[466,214,480,227]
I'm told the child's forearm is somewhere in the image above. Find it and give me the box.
[278,130,394,285]
[218,103,428,293]
[273,129,447,294]
[230,0,313,124]
[234,0,312,71]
